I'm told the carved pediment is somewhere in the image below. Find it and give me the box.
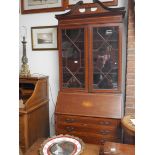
[56,0,125,20]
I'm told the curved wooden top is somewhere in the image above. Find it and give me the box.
[121,115,135,136]
[56,0,125,21]
[19,76,49,112]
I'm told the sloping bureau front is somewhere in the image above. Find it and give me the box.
[55,92,123,144]
[55,92,123,118]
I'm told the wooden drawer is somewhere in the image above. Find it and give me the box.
[56,123,119,138]
[56,129,121,145]
[56,114,120,127]
[55,114,122,144]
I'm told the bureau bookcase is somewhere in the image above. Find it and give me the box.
[55,0,126,145]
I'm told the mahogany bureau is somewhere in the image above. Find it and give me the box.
[55,0,126,145]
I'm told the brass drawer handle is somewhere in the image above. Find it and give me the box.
[65,118,76,123]
[100,139,106,144]
[65,126,75,132]
[99,121,111,125]
[99,130,111,135]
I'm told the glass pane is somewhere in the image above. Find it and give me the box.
[93,26,119,89]
[61,28,85,88]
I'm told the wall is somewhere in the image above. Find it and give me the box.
[19,0,128,135]
[125,0,135,115]
[19,12,61,135]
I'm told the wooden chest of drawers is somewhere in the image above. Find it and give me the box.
[55,114,121,144]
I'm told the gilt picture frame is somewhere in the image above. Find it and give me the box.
[21,0,64,14]
[31,26,58,50]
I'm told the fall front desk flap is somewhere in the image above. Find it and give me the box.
[55,92,123,119]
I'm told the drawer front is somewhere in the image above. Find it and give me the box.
[55,114,122,144]
[56,115,120,127]
[56,129,121,145]
[56,123,119,138]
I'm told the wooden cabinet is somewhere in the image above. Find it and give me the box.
[19,76,49,153]
[55,111,122,144]
[55,0,126,145]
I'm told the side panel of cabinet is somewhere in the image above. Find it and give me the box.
[58,25,89,92]
[89,23,123,93]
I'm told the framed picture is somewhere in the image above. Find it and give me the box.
[68,0,118,6]
[31,26,58,50]
[21,0,64,14]
[69,0,92,4]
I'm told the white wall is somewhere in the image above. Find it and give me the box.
[19,12,61,135]
[19,0,127,136]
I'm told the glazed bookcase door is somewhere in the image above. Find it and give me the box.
[90,24,122,93]
[60,27,88,91]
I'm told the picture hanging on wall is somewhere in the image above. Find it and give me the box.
[69,0,92,4]
[68,0,118,6]
[21,0,64,14]
[31,26,58,51]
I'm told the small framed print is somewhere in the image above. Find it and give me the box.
[31,26,58,50]
[69,0,92,5]
[68,0,118,6]
[21,0,64,14]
